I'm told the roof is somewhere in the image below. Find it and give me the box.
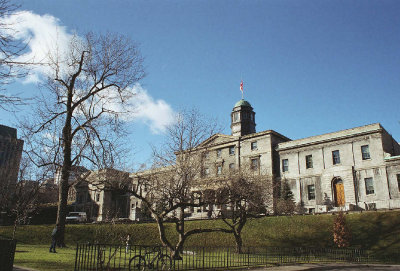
[234,99,252,107]
[277,123,383,151]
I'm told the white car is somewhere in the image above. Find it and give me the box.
[66,212,87,223]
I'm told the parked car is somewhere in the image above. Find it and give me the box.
[66,212,87,223]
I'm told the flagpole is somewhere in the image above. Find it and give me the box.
[241,73,244,100]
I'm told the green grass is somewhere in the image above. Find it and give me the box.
[2,210,400,270]
[14,244,76,271]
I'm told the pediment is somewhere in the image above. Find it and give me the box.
[198,133,236,148]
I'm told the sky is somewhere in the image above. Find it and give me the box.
[1,0,400,168]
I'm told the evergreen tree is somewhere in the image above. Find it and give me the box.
[333,212,351,248]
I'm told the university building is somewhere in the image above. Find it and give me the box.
[73,99,400,221]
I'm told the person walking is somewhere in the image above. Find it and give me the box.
[49,224,60,253]
[125,234,131,253]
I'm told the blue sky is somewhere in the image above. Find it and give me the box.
[2,0,400,167]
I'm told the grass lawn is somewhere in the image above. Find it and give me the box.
[14,244,76,271]
[3,210,400,270]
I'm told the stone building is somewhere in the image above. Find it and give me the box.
[73,98,400,221]
[278,123,400,213]
[167,98,400,216]
[0,125,24,207]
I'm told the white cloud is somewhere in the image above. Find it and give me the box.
[129,84,176,134]
[4,11,176,133]
[3,11,73,83]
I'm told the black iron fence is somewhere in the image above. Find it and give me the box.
[0,239,17,271]
[74,243,395,271]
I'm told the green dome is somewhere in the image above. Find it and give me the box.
[234,99,252,107]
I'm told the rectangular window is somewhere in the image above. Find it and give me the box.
[365,177,374,195]
[229,163,235,170]
[305,155,313,169]
[332,150,340,165]
[204,168,209,176]
[229,146,235,155]
[251,158,259,170]
[233,112,239,122]
[203,152,209,159]
[251,141,257,150]
[397,174,400,192]
[307,184,315,200]
[361,145,370,160]
[217,165,222,175]
[96,193,100,202]
[282,159,289,172]
[217,149,222,157]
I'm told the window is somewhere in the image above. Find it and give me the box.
[229,163,235,170]
[217,149,222,157]
[204,168,210,176]
[229,146,235,155]
[203,152,209,159]
[365,177,374,195]
[282,159,289,172]
[96,193,100,202]
[251,141,257,150]
[361,145,370,160]
[305,155,313,169]
[217,165,222,175]
[233,112,239,122]
[307,184,315,200]
[332,150,340,165]
[397,174,400,192]
[251,158,259,170]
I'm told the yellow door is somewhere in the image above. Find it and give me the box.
[334,182,345,206]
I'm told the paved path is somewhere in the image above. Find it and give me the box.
[13,266,39,271]
[251,263,400,271]
[13,263,400,271]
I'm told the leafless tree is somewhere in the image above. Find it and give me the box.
[0,0,28,110]
[121,109,230,259]
[7,156,51,238]
[21,32,144,245]
[216,166,271,253]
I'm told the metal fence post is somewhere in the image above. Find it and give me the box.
[202,247,205,270]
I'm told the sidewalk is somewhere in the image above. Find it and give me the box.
[13,266,39,271]
[250,263,400,271]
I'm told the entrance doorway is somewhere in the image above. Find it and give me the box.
[333,178,345,207]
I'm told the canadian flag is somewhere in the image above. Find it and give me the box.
[240,80,243,92]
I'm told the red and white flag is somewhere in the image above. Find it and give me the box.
[240,80,243,93]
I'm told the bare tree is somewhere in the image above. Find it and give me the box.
[216,166,271,253]
[6,155,51,238]
[121,109,230,259]
[21,32,144,245]
[0,0,28,110]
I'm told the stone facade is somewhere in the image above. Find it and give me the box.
[277,123,400,213]
[183,100,400,216]
[74,99,400,221]
[0,125,24,207]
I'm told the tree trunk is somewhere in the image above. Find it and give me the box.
[172,207,186,260]
[56,165,70,247]
[56,105,73,247]
[234,231,243,254]
[12,215,18,239]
